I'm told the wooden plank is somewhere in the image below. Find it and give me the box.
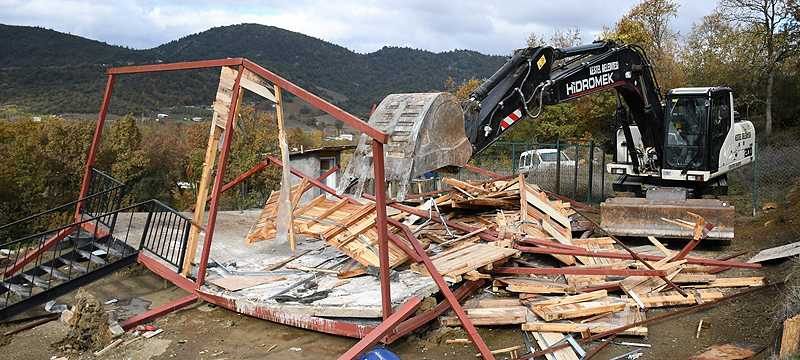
[182,66,235,275]
[519,174,575,265]
[440,306,528,326]
[522,182,571,229]
[647,236,674,257]
[443,177,488,194]
[781,314,800,359]
[689,343,758,360]
[748,241,800,263]
[630,290,724,308]
[531,290,608,307]
[208,275,285,291]
[531,299,626,322]
[496,277,572,294]
[531,332,580,360]
[411,243,519,282]
[685,277,765,288]
[274,85,296,251]
[239,68,276,101]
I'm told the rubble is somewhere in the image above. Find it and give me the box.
[242,169,765,359]
[59,289,112,352]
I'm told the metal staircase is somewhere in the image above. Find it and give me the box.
[0,169,192,319]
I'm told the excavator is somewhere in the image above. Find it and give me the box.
[340,40,755,241]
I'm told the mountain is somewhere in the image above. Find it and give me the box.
[0,23,506,117]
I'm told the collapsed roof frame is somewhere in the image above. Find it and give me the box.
[74,58,497,359]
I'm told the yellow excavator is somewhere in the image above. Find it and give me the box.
[339,41,755,241]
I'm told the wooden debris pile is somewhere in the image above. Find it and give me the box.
[244,170,766,358]
[394,175,764,358]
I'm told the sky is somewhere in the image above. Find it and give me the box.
[0,0,718,55]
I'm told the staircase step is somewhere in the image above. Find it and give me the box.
[39,265,70,281]
[99,244,128,258]
[75,249,108,266]
[2,282,32,298]
[57,257,89,274]
[20,273,50,288]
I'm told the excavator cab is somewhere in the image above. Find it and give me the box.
[658,87,752,187]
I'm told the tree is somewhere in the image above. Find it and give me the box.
[550,28,583,48]
[683,11,760,93]
[603,0,685,91]
[720,0,800,136]
[628,0,680,56]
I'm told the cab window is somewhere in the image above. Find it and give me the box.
[664,95,707,170]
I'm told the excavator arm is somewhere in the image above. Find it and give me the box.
[465,41,664,175]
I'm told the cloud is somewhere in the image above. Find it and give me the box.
[0,0,717,54]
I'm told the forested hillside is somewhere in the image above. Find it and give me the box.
[0,23,506,117]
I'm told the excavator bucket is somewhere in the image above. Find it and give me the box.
[339,92,472,200]
[600,197,735,241]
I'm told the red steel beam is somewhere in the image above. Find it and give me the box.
[385,279,485,343]
[242,59,389,144]
[672,222,715,262]
[195,65,244,289]
[493,266,667,277]
[197,290,375,338]
[76,74,116,216]
[514,239,760,269]
[120,294,197,330]
[107,58,244,75]
[137,252,196,292]
[337,297,423,360]
[386,231,423,263]
[4,227,75,277]
[371,140,392,320]
[208,160,338,206]
[401,219,495,359]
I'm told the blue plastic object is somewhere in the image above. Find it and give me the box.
[358,346,401,360]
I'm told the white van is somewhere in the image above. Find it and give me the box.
[518,149,575,173]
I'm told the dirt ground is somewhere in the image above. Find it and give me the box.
[1,205,798,360]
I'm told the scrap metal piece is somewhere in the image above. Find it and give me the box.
[600,197,734,240]
[339,92,472,200]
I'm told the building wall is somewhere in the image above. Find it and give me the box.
[289,154,321,203]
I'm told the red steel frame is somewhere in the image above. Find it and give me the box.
[77,58,493,359]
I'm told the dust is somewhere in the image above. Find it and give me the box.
[58,289,112,352]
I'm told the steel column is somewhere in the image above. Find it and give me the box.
[195,66,244,288]
[76,74,115,216]
[371,140,392,320]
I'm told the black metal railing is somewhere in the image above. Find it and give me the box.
[0,168,126,244]
[138,200,192,271]
[83,168,125,219]
[0,199,190,315]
